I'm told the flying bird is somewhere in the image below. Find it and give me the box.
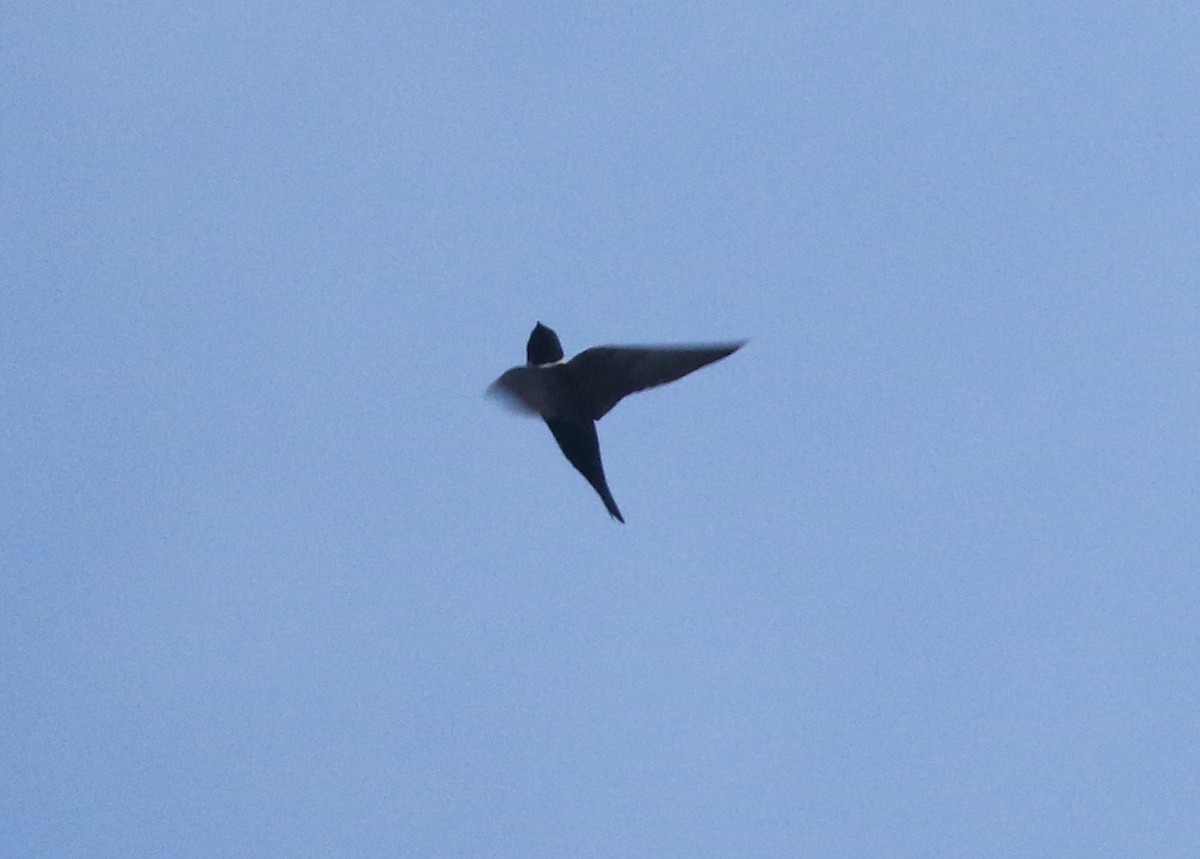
[489,322,745,522]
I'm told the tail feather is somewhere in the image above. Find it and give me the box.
[544,418,625,523]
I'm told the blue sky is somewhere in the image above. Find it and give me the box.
[4,3,1199,856]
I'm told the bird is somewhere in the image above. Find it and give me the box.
[488,322,745,522]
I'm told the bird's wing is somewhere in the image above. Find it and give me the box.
[567,342,745,420]
[487,365,569,418]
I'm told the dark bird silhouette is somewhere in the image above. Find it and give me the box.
[489,322,744,522]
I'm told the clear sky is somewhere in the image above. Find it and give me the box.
[4,3,1198,856]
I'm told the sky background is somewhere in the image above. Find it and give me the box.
[4,3,1199,856]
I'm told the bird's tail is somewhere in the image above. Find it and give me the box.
[545,418,625,524]
[597,484,624,523]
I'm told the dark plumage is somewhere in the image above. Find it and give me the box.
[489,322,744,522]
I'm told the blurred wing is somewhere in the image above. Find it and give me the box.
[487,366,558,417]
[568,342,745,420]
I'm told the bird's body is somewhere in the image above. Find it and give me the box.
[489,322,744,522]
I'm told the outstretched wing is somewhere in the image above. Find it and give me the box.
[488,366,565,417]
[567,342,745,420]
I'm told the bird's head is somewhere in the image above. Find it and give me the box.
[526,322,564,365]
